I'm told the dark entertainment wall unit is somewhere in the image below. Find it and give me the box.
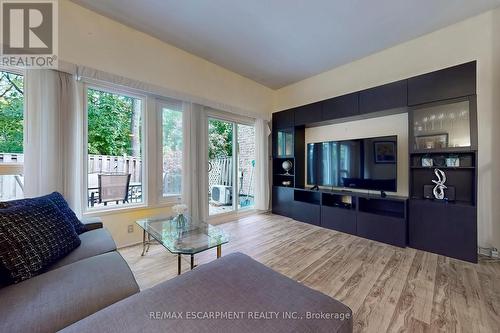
[272,61,478,263]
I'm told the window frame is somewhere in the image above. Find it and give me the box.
[82,82,148,213]
[157,98,183,203]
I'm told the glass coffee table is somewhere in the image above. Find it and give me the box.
[136,215,229,275]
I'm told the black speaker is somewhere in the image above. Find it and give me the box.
[445,186,456,202]
[424,185,433,199]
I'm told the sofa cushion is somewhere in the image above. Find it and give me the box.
[0,251,139,333]
[0,200,81,284]
[61,252,353,333]
[1,192,86,234]
[49,228,116,270]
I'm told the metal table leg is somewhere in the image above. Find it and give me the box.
[146,233,151,253]
[141,229,146,256]
[191,254,194,270]
[217,245,221,258]
[178,254,182,275]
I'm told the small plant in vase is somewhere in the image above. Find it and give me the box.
[172,204,188,229]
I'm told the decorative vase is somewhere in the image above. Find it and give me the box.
[174,214,186,229]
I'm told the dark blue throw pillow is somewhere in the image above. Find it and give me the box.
[0,199,81,284]
[1,192,86,234]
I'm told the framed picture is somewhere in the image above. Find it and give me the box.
[421,157,433,167]
[446,156,460,167]
[373,141,396,164]
[415,133,448,150]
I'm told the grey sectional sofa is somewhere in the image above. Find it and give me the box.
[61,252,353,333]
[0,219,139,333]
[1,221,353,333]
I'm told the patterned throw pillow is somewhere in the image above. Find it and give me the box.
[0,192,86,234]
[0,200,81,284]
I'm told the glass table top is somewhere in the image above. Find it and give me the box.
[135,215,229,255]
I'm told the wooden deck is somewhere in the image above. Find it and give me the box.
[119,213,500,332]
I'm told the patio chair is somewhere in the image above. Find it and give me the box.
[98,173,131,206]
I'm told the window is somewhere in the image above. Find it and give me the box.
[86,87,144,209]
[0,70,24,200]
[161,101,183,198]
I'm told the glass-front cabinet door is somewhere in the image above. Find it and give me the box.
[276,129,293,157]
[410,97,476,152]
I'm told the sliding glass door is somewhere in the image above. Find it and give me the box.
[207,118,255,216]
[208,118,234,215]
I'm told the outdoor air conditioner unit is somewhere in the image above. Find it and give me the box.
[211,185,232,205]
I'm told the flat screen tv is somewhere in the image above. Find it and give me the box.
[307,135,397,192]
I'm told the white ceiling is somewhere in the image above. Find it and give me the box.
[71,0,500,89]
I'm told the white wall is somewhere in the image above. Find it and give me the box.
[491,8,500,252]
[56,1,276,247]
[274,9,500,249]
[305,113,408,197]
[59,0,273,119]
[88,207,173,248]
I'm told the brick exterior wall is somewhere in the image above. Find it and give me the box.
[237,124,255,198]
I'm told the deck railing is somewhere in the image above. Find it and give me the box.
[208,156,254,197]
[88,154,141,183]
[0,153,254,203]
[0,153,24,200]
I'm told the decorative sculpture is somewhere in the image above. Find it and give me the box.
[282,160,293,175]
[432,168,447,200]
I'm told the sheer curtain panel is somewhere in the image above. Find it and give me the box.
[24,70,83,216]
[181,103,204,219]
[254,118,271,211]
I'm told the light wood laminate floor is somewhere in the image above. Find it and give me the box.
[119,213,500,333]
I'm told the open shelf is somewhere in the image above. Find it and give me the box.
[358,197,406,219]
[410,166,474,170]
[410,167,475,204]
[273,173,294,187]
[273,157,295,175]
[322,193,355,210]
[410,152,475,168]
[410,148,474,155]
[409,197,474,207]
[294,189,320,205]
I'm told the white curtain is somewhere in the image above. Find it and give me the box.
[182,103,204,219]
[24,70,64,197]
[24,70,83,216]
[254,118,271,210]
[77,65,268,122]
[62,78,84,217]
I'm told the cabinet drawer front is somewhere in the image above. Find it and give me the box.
[322,93,359,120]
[409,200,477,262]
[272,187,294,218]
[408,61,476,105]
[359,80,407,114]
[294,102,322,126]
[293,201,321,226]
[321,206,356,235]
[272,109,294,129]
[357,211,407,247]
